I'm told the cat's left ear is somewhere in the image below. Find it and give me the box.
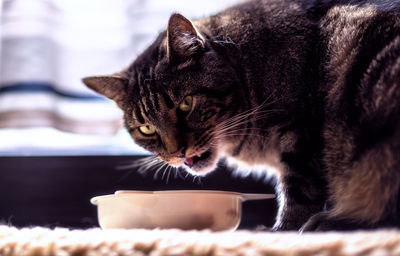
[167,13,205,63]
[82,75,128,108]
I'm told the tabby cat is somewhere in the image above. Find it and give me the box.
[83,0,400,231]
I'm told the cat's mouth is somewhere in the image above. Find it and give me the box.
[182,149,216,174]
[184,150,212,167]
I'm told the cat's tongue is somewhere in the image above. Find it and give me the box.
[184,157,194,166]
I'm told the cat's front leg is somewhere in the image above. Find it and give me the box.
[272,157,327,231]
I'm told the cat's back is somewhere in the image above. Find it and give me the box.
[199,0,315,43]
[318,0,400,170]
[319,0,400,106]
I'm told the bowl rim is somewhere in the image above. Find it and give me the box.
[115,189,242,196]
[90,190,275,205]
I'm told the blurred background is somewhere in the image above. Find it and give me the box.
[0,0,276,229]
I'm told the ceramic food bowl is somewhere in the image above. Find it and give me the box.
[91,190,274,231]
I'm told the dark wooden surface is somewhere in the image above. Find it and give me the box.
[0,156,277,229]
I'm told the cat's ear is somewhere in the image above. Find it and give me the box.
[82,75,128,107]
[167,13,205,63]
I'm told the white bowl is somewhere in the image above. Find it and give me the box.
[91,190,274,231]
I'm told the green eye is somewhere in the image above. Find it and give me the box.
[179,96,193,112]
[138,125,156,136]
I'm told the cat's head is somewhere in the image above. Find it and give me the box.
[83,13,241,175]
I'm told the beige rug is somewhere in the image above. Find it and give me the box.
[1,226,400,256]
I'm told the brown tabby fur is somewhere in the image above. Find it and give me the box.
[83,0,400,231]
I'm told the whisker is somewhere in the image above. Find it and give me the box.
[215,110,284,139]
[166,166,173,184]
[139,159,165,175]
[217,110,283,131]
[161,166,168,181]
[217,93,282,129]
[192,175,203,185]
[218,97,274,126]
[213,133,267,140]
[153,162,168,180]
[215,127,271,135]
[116,155,157,170]
[116,155,166,181]
[213,126,271,140]
[214,127,272,137]
[176,168,186,180]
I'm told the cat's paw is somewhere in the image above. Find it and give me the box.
[300,212,370,232]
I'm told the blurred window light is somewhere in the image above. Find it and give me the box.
[0,0,240,155]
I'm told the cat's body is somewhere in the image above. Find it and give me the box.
[83,0,400,231]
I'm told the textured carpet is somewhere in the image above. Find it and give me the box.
[1,226,400,256]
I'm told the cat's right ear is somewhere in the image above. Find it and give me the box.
[82,75,128,107]
[167,13,205,64]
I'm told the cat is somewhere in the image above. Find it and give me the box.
[83,0,400,231]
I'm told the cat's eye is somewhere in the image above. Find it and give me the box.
[179,96,193,112]
[138,125,156,136]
